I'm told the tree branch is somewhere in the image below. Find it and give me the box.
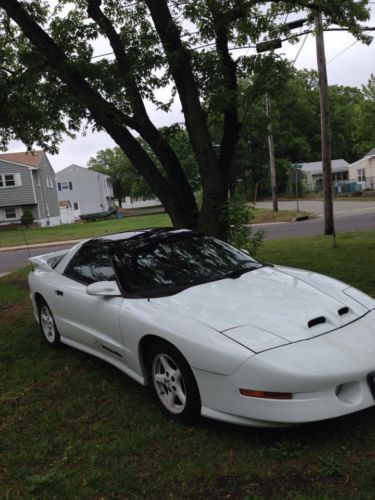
[86,0,198,217]
[0,0,194,221]
[207,0,241,185]
[144,0,221,190]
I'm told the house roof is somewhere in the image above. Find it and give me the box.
[364,147,375,157]
[301,159,349,174]
[57,164,110,179]
[0,150,44,168]
[348,148,375,169]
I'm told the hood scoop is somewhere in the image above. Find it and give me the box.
[338,306,349,316]
[307,306,350,329]
[308,316,326,328]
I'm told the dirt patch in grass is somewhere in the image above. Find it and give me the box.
[0,299,31,323]
[251,209,312,224]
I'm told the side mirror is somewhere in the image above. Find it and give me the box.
[240,248,250,256]
[86,281,122,297]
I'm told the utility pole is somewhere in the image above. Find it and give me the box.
[265,93,278,212]
[315,13,335,236]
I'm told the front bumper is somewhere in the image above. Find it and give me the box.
[194,309,375,427]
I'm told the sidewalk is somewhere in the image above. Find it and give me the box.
[0,239,82,252]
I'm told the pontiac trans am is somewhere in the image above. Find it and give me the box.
[28,229,375,427]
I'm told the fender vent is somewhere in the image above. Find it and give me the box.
[338,306,349,316]
[308,316,326,328]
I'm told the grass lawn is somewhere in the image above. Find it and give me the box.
[1,231,375,498]
[0,209,308,248]
[0,213,171,248]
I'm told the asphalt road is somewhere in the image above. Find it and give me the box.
[1,200,374,274]
[252,209,375,240]
[252,199,375,239]
[0,243,72,275]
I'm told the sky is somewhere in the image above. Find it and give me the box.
[6,4,375,172]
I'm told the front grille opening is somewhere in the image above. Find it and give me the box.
[338,306,349,316]
[308,316,326,328]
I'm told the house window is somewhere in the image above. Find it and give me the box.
[36,172,41,186]
[4,207,17,219]
[0,173,21,188]
[5,175,15,187]
[46,176,54,188]
[73,202,79,210]
[61,181,72,190]
[358,169,366,182]
[58,182,61,191]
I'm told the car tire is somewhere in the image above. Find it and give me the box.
[147,340,201,424]
[38,299,61,348]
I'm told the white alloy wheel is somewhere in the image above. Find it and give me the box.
[38,301,60,347]
[148,341,201,423]
[152,353,187,414]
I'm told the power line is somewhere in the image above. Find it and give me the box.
[293,33,308,63]
[90,26,374,61]
[327,39,359,64]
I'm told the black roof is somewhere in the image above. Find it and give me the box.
[92,228,192,246]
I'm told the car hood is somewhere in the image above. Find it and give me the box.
[151,266,371,352]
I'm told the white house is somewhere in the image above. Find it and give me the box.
[56,164,114,218]
[348,148,375,191]
[301,159,349,191]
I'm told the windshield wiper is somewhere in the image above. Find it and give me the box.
[225,264,262,279]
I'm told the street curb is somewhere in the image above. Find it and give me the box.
[0,239,82,252]
[292,215,310,222]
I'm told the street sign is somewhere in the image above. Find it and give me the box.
[289,167,304,183]
[289,164,304,213]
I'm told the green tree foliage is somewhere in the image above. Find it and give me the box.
[88,147,153,205]
[353,74,375,156]
[0,0,371,236]
[224,69,372,198]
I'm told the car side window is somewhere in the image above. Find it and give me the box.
[64,244,116,285]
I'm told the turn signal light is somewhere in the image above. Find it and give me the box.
[239,389,292,400]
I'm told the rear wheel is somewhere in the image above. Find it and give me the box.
[147,340,201,424]
[38,300,61,347]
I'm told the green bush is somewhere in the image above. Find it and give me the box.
[20,209,34,228]
[221,195,265,256]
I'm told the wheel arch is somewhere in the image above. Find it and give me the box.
[34,292,46,312]
[139,334,169,383]
[138,334,191,385]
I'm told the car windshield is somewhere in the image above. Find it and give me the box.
[113,232,263,296]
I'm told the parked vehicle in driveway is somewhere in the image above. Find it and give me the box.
[28,228,375,427]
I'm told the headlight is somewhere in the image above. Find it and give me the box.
[343,287,375,311]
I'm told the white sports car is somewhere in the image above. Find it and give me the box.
[28,229,375,427]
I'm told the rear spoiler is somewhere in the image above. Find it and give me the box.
[29,249,69,271]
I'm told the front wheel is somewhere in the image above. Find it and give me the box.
[147,341,201,424]
[39,300,61,348]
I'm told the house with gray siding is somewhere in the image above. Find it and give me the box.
[0,150,60,226]
[56,164,114,218]
[301,159,349,191]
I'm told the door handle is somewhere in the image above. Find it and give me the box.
[55,290,64,296]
